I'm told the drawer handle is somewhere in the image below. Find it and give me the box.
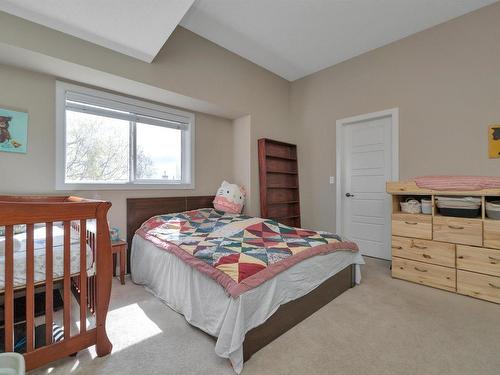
[422,254,432,259]
[447,224,464,230]
[392,245,403,249]
[412,243,428,250]
[488,256,500,263]
[414,266,428,273]
[488,282,500,290]
[405,221,418,225]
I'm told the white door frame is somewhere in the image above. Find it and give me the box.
[335,108,399,240]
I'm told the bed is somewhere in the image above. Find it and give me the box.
[0,223,93,290]
[0,195,113,371]
[127,196,364,373]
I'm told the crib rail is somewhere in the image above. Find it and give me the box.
[0,195,112,370]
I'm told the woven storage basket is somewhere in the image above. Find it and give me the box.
[400,198,421,214]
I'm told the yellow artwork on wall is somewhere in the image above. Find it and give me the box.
[489,124,500,159]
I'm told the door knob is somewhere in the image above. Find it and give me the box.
[345,193,355,197]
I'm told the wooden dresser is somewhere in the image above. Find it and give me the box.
[387,181,500,304]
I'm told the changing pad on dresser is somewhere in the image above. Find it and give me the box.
[414,176,500,191]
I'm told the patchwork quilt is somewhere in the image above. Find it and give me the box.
[136,208,358,297]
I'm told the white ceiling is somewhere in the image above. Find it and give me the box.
[0,0,496,80]
[181,0,497,80]
[0,0,195,62]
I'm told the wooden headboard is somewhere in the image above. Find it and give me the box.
[126,195,215,272]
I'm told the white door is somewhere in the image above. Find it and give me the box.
[337,110,398,260]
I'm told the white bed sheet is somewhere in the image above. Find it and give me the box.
[0,225,94,290]
[131,234,364,373]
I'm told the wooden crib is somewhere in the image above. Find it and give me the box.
[0,195,113,370]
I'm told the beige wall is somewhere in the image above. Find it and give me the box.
[290,3,500,231]
[0,63,234,235]
[0,12,294,237]
[2,3,500,237]
[232,115,252,213]
[0,14,294,216]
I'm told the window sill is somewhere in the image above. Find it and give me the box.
[55,182,195,191]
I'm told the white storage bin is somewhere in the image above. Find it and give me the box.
[486,201,500,219]
[421,198,432,215]
[0,353,25,375]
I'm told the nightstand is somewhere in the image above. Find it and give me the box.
[111,240,127,285]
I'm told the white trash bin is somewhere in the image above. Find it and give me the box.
[0,353,25,375]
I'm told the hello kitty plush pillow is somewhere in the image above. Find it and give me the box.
[213,181,246,214]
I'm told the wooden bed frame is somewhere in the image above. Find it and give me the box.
[0,195,113,370]
[126,196,355,362]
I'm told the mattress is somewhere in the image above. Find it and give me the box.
[132,234,364,373]
[0,224,94,290]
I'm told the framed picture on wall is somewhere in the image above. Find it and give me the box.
[489,124,500,159]
[0,107,28,154]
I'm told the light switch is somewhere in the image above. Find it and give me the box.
[329,176,335,184]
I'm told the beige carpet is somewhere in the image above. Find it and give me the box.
[30,257,500,375]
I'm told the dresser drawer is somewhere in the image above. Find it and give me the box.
[392,236,455,267]
[484,220,500,250]
[392,214,432,240]
[457,270,500,304]
[433,216,482,246]
[457,245,500,277]
[392,257,456,292]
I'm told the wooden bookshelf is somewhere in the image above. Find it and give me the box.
[258,138,301,227]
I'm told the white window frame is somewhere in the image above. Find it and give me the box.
[55,81,195,190]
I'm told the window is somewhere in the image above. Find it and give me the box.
[56,82,194,189]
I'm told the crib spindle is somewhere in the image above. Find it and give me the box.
[45,222,54,345]
[4,225,14,352]
[90,274,94,313]
[0,195,113,371]
[79,220,87,333]
[26,224,35,352]
[88,229,96,313]
[63,221,71,340]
